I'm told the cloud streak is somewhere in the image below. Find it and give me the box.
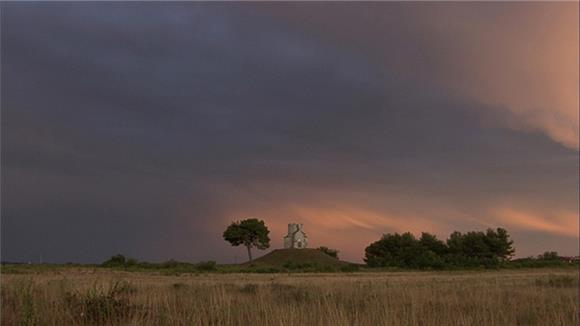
[494,208,578,238]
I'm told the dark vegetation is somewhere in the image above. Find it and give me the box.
[241,249,358,273]
[317,246,339,259]
[223,218,270,261]
[362,228,578,270]
[64,280,138,324]
[99,254,218,274]
[363,228,578,270]
[509,251,579,268]
[365,228,516,269]
[3,227,576,275]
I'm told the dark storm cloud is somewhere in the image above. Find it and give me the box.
[1,3,577,263]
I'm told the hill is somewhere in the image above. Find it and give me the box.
[242,248,350,269]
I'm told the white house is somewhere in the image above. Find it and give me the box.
[284,223,308,249]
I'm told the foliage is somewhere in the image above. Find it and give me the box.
[100,255,217,273]
[240,248,348,272]
[101,254,127,267]
[364,228,515,269]
[317,246,339,259]
[195,261,217,271]
[537,251,559,260]
[223,218,271,261]
[340,263,360,272]
[508,251,578,269]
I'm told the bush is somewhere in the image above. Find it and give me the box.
[340,264,360,272]
[65,280,137,324]
[101,255,127,267]
[195,261,217,271]
[317,246,339,259]
[537,251,559,260]
[283,261,312,270]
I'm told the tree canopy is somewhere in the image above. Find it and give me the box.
[223,218,270,262]
[365,228,515,269]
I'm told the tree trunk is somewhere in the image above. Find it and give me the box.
[246,245,253,262]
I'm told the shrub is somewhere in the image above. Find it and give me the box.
[195,261,217,272]
[283,261,312,270]
[537,251,559,260]
[317,246,339,259]
[340,264,360,272]
[101,254,127,267]
[65,280,138,324]
[161,259,180,269]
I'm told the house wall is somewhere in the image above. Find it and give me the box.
[284,223,308,249]
[283,236,293,249]
[293,232,307,248]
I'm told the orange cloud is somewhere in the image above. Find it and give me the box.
[493,207,578,238]
[265,3,579,149]
[426,3,579,150]
[289,204,441,234]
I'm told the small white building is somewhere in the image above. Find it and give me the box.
[284,223,308,249]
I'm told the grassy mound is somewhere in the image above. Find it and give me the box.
[242,249,350,270]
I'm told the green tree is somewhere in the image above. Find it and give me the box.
[223,218,270,262]
[364,232,424,268]
[366,228,516,269]
[446,231,464,255]
[419,232,447,256]
[317,246,339,259]
[538,251,559,260]
[485,228,515,260]
[444,228,515,267]
[364,237,395,267]
[414,250,445,269]
[462,231,492,259]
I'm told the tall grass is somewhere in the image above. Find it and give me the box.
[1,269,577,325]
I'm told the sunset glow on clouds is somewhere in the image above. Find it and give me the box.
[266,2,579,149]
[448,4,579,150]
[493,208,578,239]
[2,2,578,263]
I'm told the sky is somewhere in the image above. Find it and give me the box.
[1,2,578,264]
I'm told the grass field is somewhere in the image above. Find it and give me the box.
[1,267,577,325]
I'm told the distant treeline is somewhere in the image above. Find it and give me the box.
[366,228,514,269]
[92,227,576,273]
[101,254,218,272]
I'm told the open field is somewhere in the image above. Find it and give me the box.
[1,267,578,325]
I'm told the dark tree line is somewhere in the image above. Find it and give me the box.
[364,228,515,269]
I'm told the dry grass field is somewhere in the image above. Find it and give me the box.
[1,268,577,325]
